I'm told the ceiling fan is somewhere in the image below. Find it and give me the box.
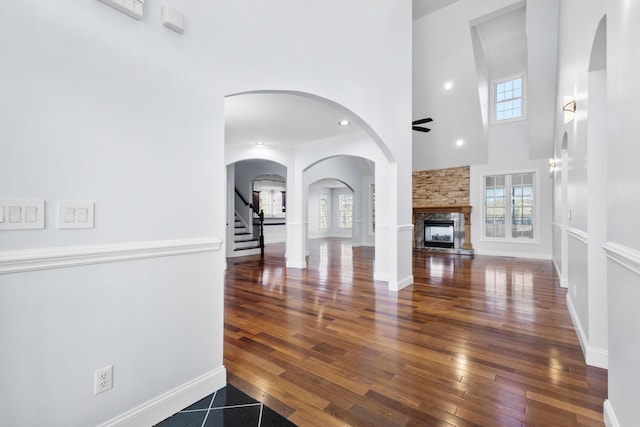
[412,117,433,133]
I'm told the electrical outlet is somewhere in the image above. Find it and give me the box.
[94,365,113,395]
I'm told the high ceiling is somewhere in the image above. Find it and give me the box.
[225,92,365,147]
[412,0,460,20]
[474,6,527,69]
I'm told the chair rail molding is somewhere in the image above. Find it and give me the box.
[567,227,588,244]
[0,237,223,274]
[603,241,640,277]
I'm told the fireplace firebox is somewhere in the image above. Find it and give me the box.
[424,220,455,248]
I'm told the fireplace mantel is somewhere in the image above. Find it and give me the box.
[412,205,473,250]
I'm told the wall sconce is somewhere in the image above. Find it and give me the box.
[563,96,576,123]
[549,158,557,176]
[563,99,576,113]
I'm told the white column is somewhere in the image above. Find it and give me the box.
[374,161,413,291]
[286,161,307,269]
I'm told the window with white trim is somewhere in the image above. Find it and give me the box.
[338,193,353,229]
[319,193,328,230]
[493,74,525,122]
[484,172,535,240]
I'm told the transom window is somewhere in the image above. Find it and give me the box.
[484,172,535,240]
[494,75,525,122]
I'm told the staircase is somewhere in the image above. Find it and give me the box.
[232,212,261,256]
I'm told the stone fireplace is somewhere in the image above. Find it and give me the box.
[412,166,473,255]
[413,206,473,254]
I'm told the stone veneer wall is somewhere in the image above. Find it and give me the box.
[412,166,470,207]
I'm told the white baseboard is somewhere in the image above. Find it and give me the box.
[373,271,388,283]
[552,258,568,288]
[474,249,552,260]
[286,259,307,269]
[389,274,414,292]
[98,366,227,427]
[566,294,608,369]
[560,277,568,288]
[604,399,620,427]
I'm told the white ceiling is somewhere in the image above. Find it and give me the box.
[227,2,531,165]
[309,178,349,189]
[412,0,459,21]
[474,6,527,70]
[225,92,365,147]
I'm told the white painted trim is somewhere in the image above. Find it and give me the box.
[0,238,223,274]
[603,241,640,277]
[567,227,588,244]
[586,346,608,369]
[490,72,528,124]
[98,366,227,427]
[474,249,552,260]
[397,224,414,232]
[552,258,568,288]
[389,274,414,292]
[604,399,621,427]
[228,247,262,258]
[373,271,388,282]
[566,293,587,359]
[286,259,307,269]
[566,294,608,369]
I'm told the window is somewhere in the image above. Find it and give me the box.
[484,172,535,240]
[258,190,283,217]
[253,177,286,218]
[494,75,524,122]
[338,193,353,229]
[370,183,375,233]
[319,193,328,229]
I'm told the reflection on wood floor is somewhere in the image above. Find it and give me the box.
[224,238,607,426]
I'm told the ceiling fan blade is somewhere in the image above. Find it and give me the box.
[412,126,431,133]
[412,117,433,125]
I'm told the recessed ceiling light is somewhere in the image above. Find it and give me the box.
[456,139,464,147]
[338,120,350,126]
[444,81,454,91]
[256,140,264,145]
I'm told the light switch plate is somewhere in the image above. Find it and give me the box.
[58,201,95,229]
[161,6,185,34]
[0,200,45,230]
[97,0,144,20]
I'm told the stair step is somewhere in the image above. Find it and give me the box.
[235,239,260,249]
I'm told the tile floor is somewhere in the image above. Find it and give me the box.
[155,384,296,427]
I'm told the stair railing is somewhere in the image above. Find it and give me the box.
[235,187,253,210]
[252,210,265,256]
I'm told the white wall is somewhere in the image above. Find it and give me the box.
[304,155,375,246]
[414,0,554,260]
[470,122,553,259]
[233,159,286,227]
[553,0,610,373]
[552,0,640,424]
[0,0,412,425]
[603,1,640,425]
[307,187,328,239]
[0,2,226,426]
[307,187,355,240]
[412,0,524,171]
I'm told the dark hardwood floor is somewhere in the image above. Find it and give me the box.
[224,238,607,426]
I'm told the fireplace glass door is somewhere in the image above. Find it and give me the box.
[424,220,455,248]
